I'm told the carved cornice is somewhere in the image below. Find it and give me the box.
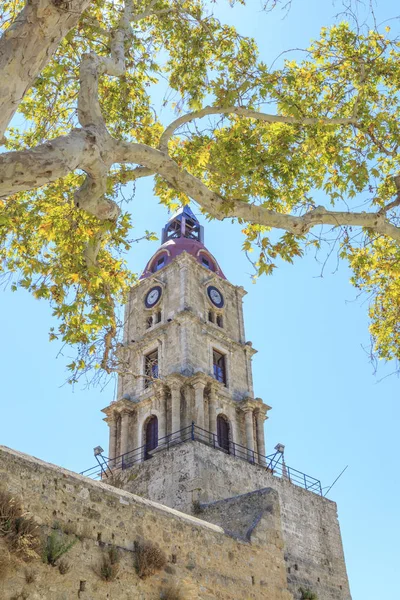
[191,371,211,389]
[165,372,186,390]
[239,396,271,414]
[101,397,138,418]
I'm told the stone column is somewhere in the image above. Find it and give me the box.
[208,384,217,444]
[136,415,144,462]
[170,380,181,439]
[244,408,255,462]
[108,415,117,467]
[193,379,206,431]
[255,410,266,465]
[120,410,130,465]
[131,409,139,453]
[158,386,167,440]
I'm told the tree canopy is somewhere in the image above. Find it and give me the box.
[0,0,399,381]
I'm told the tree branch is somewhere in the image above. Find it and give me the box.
[378,175,400,215]
[115,141,400,243]
[0,0,91,140]
[159,105,357,150]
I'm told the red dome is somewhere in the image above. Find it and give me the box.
[140,237,226,280]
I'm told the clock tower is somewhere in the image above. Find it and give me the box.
[102,206,271,472]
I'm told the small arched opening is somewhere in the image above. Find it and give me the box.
[151,253,167,273]
[217,414,230,454]
[144,415,158,459]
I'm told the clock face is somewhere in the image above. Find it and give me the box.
[145,286,162,308]
[207,285,224,308]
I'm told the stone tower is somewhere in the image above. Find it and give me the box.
[98,209,352,600]
[102,206,271,465]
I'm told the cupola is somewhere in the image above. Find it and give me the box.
[140,206,226,279]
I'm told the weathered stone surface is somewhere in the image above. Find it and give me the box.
[121,441,352,600]
[0,445,293,600]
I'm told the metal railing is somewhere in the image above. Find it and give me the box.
[80,423,322,495]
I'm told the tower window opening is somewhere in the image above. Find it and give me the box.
[208,311,214,323]
[145,415,158,459]
[201,255,214,271]
[152,255,166,272]
[146,316,153,329]
[185,218,200,240]
[217,415,230,453]
[144,349,159,388]
[166,220,181,239]
[156,311,162,323]
[213,349,226,385]
[216,314,223,328]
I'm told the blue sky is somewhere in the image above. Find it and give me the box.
[1,2,399,599]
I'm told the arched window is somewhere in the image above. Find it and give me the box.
[213,349,226,385]
[217,415,230,453]
[145,416,158,458]
[151,254,166,273]
[200,254,215,271]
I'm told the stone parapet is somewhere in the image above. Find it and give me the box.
[118,441,351,600]
[0,444,293,600]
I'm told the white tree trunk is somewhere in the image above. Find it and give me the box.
[0,0,90,140]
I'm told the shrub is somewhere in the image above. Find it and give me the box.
[61,521,77,537]
[160,579,198,600]
[0,490,21,534]
[192,501,203,516]
[42,530,77,566]
[136,541,166,579]
[58,558,71,575]
[77,522,92,541]
[24,567,37,583]
[10,592,29,600]
[299,588,318,600]
[99,545,120,582]
[0,489,40,561]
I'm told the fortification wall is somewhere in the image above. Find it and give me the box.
[0,445,292,600]
[121,442,351,600]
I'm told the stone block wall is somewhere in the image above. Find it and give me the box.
[0,445,293,600]
[119,253,254,401]
[120,441,352,600]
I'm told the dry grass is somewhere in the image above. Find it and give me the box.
[0,489,40,561]
[161,579,198,600]
[24,567,37,584]
[99,545,120,582]
[61,521,78,537]
[78,522,93,541]
[0,544,12,580]
[10,592,29,600]
[299,589,318,600]
[136,541,166,579]
[58,558,71,575]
